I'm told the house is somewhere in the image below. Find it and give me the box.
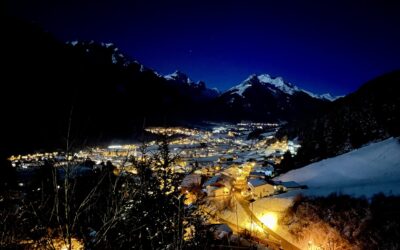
[207,186,230,198]
[288,140,301,155]
[249,171,266,178]
[252,165,274,177]
[202,175,231,197]
[232,158,244,164]
[248,178,275,199]
[202,175,222,188]
[180,174,202,193]
[265,159,275,165]
[210,224,233,240]
[273,180,305,193]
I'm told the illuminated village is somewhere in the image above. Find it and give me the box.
[8,123,314,249]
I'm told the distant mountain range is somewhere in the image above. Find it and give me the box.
[227,74,340,101]
[1,18,399,165]
[215,74,336,122]
[66,39,340,113]
[63,41,339,124]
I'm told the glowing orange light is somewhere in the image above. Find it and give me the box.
[260,212,278,230]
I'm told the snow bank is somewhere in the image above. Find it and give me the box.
[275,138,400,197]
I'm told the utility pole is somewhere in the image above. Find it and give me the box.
[236,199,239,247]
[250,201,253,238]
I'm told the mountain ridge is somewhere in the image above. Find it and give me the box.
[1,18,398,163]
[227,74,341,101]
[67,40,340,102]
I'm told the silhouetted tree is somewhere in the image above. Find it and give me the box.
[278,151,295,173]
[0,158,16,192]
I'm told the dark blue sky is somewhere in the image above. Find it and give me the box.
[6,0,400,95]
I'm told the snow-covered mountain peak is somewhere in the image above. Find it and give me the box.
[211,87,220,94]
[244,74,258,82]
[302,91,343,101]
[227,73,342,101]
[257,74,299,94]
[227,74,273,95]
[164,70,193,84]
[319,93,337,101]
[321,93,344,101]
[228,74,300,96]
[103,42,114,48]
[163,71,219,98]
[69,40,79,46]
[227,81,253,96]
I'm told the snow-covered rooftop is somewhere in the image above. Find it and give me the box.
[248,178,268,187]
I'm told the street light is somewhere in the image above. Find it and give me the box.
[260,212,278,230]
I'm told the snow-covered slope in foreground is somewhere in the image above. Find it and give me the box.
[275,137,400,198]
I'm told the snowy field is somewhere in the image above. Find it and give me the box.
[275,137,400,198]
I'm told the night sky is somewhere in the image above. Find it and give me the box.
[5,0,400,96]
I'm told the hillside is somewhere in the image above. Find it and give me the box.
[275,137,400,197]
[278,70,400,166]
[1,18,218,157]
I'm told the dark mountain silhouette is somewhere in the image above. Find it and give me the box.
[215,74,333,122]
[1,18,217,158]
[2,17,398,166]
